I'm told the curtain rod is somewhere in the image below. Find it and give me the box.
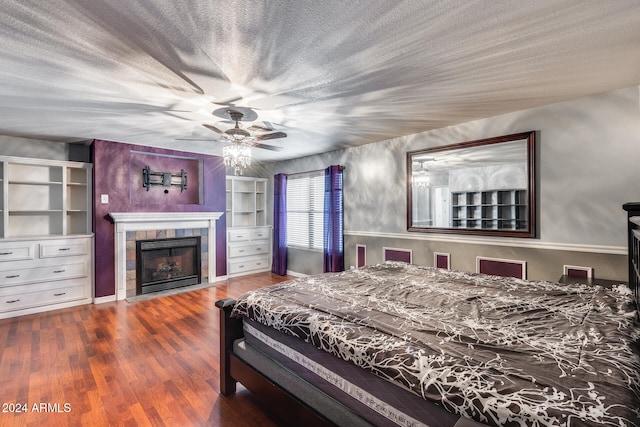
[286,165,345,177]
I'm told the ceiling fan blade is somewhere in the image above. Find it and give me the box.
[247,124,274,132]
[203,124,225,134]
[212,95,243,106]
[256,132,287,141]
[175,138,225,142]
[253,143,284,151]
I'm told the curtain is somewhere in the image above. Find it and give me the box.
[323,165,344,273]
[271,173,288,275]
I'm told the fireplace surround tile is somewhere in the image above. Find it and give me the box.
[125,227,210,296]
[109,212,223,301]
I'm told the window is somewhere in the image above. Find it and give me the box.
[286,172,324,249]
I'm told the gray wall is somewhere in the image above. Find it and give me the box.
[255,86,640,280]
[0,136,91,162]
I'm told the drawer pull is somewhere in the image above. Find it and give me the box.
[6,299,20,304]
[58,248,71,251]
[256,262,262,266]
[6,274,20,279]
[238,249,245,253]
[0,252,13,255]
[53,269,66,273]
[256,247,262,251]
[238,265,245,268]
[54,292,66,297]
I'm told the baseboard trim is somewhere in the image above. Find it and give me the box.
[93,295,117,304]
[286,270,309,278]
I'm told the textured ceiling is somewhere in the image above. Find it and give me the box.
[1,0,639,162]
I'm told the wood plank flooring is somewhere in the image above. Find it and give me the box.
[0,272,293,427]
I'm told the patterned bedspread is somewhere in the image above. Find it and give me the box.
[232,262,640,426]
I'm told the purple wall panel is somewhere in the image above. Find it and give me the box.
[357,245,366,268]
[92,139,227,298]
[478,258,525,279]
[435,253,449,269]
[383,248,412,264]
[566,268,589,278]
[129,151,201,205]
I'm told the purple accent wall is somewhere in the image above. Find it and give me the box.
[92,140,227,298]
[129,151,201,205]
[478,258,525,279]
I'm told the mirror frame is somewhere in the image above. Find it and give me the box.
[407,131,536,238]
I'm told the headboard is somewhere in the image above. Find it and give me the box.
[622,202,640,308]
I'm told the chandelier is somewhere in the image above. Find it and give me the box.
[223,140,252,176]
[222,112,254,175]
[412,173,430,188]
[412,159,431,188]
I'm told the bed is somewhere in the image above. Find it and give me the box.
[216,206,640,427]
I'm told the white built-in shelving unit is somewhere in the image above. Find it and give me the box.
[226,176,271,277]
[0,156,93,318]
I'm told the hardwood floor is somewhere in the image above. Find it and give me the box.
[0,272,293,427]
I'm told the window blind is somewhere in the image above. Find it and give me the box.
[286,172,324,249]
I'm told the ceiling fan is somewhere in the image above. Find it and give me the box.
[176,109,286,152]
[202,110,286,151]
[180,109,288,175]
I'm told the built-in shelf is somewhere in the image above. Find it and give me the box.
[226,176,267,228]
[451,189,527,230]
[226,176,271,278]
[0,156,93,319]
[0,156,92,239]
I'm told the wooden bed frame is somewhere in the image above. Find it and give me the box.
[623,202,640,308]
[216,300,481,427]
[217,203,640,426]
[216,298,339,427]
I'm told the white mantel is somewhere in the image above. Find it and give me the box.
[109,212,224,300]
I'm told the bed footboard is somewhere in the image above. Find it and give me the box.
[215,297,243,395]
[215,298,337,426]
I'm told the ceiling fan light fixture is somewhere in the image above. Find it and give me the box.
[223,141,252,175]
[224,126,251,140]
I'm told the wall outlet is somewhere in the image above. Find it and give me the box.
[100,194,109,204]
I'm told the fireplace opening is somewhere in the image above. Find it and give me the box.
[136,237,201,295]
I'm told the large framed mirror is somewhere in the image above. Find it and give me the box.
[407,131,536,237]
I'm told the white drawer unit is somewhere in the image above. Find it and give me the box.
[228,230,251,242]
[229,243,269,258]
[227,226,272,278]
[0,241,35,262]
[0,280,88,313]
[0,236,93,319]
[229,257,270,275]
[40,240,89,258]
[1,262,86,286]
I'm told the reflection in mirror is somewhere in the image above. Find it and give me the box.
[407,131,536,237]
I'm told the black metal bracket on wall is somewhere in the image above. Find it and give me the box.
[142,165,187,192]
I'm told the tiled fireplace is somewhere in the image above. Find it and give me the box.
[131,231,204,296]
[109,212,223,300]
